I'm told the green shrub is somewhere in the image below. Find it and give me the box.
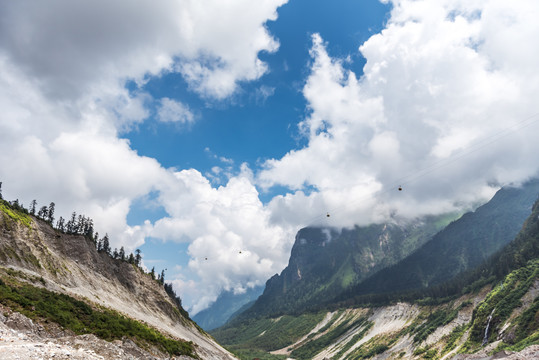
[441,324,468,355]
[0,201,33,229]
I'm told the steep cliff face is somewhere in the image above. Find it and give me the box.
[0,204,237,360]
[245,214,457,317]
[243,181,539,319]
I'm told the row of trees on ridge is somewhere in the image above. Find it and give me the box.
[0,182,183,310]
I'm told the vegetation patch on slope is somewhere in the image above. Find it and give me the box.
[408,304,464,344]
[462,259,539,353]
[289,314,370,359]
[345,332,403,360]
[440,323,468,356]
[213,311,326,357]
[0,200,33,229]
[330,321,373,359]
[0,274,198,358]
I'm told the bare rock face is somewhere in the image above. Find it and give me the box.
[0,210,237,360]
[4,311,36,332]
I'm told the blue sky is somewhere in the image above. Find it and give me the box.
[125,0,390,310]
[2,0,539,313]
[125,0,389,179]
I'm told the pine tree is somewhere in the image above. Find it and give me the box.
[76,215,84,234]
[135,249,142,267]
[37,205,48,219]
[0,181,2,200]
[102,234,111,255]
[160,269,165,285]
[47,202,55,224]
[56,216,65,232]
[119,246,126,261]
[164,283,184,313]
[150,267,156,280]
[66,212,77,234]
[84,218,94,239]
[30,200,37,215]
[112,248,119,259]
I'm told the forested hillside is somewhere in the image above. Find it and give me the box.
[241,214,457,318]
[337,179,539,304]
[236,181,539,321]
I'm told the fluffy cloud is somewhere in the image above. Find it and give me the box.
[259,0,539,227]
[0,0,286,101]
[157,98,195,124]
[152,169,295,313]
[3,0,539,314]
[0,1,288,275]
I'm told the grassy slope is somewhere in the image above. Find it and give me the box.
[214,261,538,360]
[0,271,198,357]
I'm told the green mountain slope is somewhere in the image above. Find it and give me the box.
[214,261,539,360]
[338,180,539,303]
[243,214,457,317]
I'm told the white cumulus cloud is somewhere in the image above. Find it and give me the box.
[157,98,195,124]
[152,169,295,313]
[3,0,539,314]
[0,0,289,265]
[259,0,539,228]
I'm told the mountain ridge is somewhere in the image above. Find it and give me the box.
[193,285,264,331]
[242,213,458,318]
[338,179,539,303]
[238,181,539,320]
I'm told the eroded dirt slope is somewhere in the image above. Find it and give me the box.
[0,210,237,360]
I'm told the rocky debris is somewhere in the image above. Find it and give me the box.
[449,345,539,359]
[0,307,195,359]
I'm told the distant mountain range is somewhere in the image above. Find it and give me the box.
[243,213,459,318]
[193,285,264,331]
